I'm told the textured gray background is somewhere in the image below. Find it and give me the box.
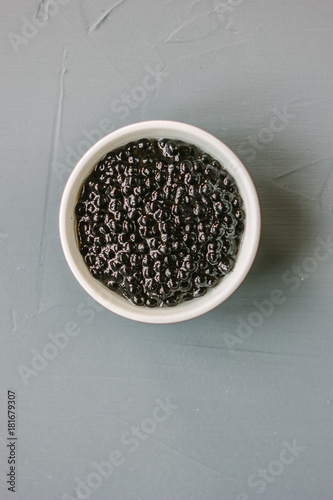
[1,1,333,499]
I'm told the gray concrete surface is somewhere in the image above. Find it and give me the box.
[1,1,333,499]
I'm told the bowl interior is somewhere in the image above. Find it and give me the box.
[59,121,260,323]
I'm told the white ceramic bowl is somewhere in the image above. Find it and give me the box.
[59,120,260,324]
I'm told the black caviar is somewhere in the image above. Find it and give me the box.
[75,138,245,307]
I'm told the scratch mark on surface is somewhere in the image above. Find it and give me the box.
[9,309,17,333]
[52,49,67,158]
[36,48,67,313]
[145,339,232,355]
[159,39,245,67]
[272,181,317,201]
[165,11,220,44]
[151,436,222,476]
[275,162,322,181]
[88,0,127,34]
[175,343,231,353]
[274,158,333,181]
[232,348,312,358]
[291,98,333,108]
[191,0,215,17]
[317,164,333,207]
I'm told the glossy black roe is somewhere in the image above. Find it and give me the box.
[75,138,245,307]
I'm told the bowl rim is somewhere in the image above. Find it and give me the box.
[59,120,261,324]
